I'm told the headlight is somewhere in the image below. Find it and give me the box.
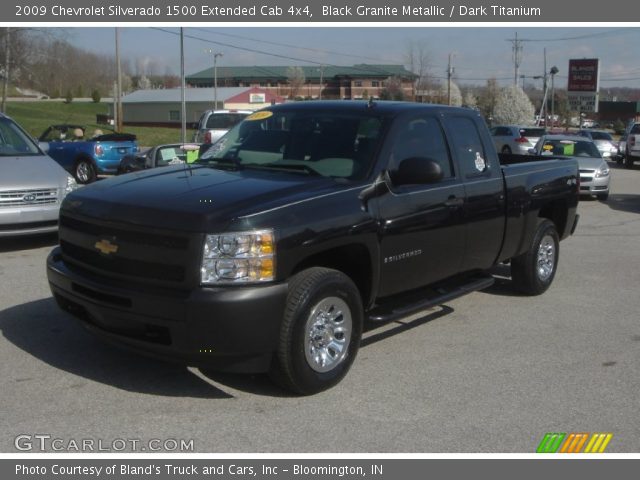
[201,229,275,284]
[595,166,610,178]
[64,175,78,195]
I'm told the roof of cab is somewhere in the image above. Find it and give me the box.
[264,100,479,117]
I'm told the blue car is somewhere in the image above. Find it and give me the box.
[39,124,138,183]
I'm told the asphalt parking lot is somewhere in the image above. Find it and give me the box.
[1,161,639,453]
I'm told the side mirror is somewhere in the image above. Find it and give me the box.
[390,157,443,186]
[528,148,536,155]
[38,142,50,153]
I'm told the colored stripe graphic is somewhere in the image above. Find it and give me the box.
[536,433,566,453]
[537,433,613,453]
[584,433,613,453]
[559,433,589,453]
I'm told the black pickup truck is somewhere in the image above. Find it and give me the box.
[47,101,579,394]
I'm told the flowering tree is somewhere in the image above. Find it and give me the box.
[493,85,535,125]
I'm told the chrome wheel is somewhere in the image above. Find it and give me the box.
[537,234,556,281]
[76,161,92,183]
[304,296,352,373]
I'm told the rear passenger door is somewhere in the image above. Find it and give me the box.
[376,113,466,297]
[442,115,506,272]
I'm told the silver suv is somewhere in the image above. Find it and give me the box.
[0,114,78,236]
[193,110,252,145]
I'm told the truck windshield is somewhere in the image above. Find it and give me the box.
[0,117,41,156]
[198,110,384,180]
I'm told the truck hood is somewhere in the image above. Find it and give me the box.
[61,164,347,232]
[0,155,69,190]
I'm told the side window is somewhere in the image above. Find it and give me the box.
[444,116,489,177]
[389,116,454,178]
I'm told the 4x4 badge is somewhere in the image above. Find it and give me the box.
[94,239,118,255]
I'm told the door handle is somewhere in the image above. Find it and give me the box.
[445,196,464,207]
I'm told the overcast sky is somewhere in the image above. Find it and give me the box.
[66,27,640,89]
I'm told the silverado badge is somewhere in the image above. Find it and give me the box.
[94,239,118,255]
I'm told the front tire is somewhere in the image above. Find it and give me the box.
[270,267,363,395]
[597,192,609,201]
[75,159,96,184]
[511,219,560,295]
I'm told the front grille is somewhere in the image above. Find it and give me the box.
[60,240,186,283]
[580,176,593,183]
[0,188,58,207]
[59,215,188,249]
[58,214,196,287]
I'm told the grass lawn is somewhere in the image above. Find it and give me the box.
[6,101,193,147]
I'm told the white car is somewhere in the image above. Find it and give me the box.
[0,113,78,236]
[490,125,546,155]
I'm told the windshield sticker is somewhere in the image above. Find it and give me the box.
[245,111,273,121]
[474,152,486,171]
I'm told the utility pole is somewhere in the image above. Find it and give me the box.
[206,49,223,109]
[508,32,524,87]
[447,53,454,106]
[318,65,324,100]
[115,28,123,132]
[1,27,11,114]
[180,28,186,144]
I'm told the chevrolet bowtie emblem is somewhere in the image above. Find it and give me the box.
[94,239,118,255]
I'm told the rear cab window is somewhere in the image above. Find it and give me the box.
[443,116,493,178]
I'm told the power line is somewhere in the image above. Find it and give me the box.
[150,27,403,79]
[189,27,385,63]
[517,28,638,42]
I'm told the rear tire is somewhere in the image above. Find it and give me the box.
[75,159,96,184]
[269,267,363,395]
[511,219,560,296]
[501,146,512,154]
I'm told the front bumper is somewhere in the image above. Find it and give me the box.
[579,172,610,196]
[47,247,288,372]
[0,204,60,237]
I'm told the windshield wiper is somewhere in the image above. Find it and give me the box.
[198,156,243,170]
[256,163,321,176]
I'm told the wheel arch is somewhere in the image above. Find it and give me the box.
[289,243,375,310]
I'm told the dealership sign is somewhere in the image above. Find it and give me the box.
[567,58,600,113]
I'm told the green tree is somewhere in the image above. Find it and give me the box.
[91,89,101,103]
[64,89,73,104]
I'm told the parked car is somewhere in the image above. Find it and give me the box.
[490,125,546,155]
[0,114,78,237]
[615,133,627,165]
[623,122,640,169]
[48,102,579,394]
[575,130,618,158]
[193,110,252,145]
[532,134,610,201]
[118,143,200,174]
[39,125,138,184]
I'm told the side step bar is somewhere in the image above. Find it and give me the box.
[367,274,495,323]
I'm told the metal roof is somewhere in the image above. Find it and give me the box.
[186,64,416,82]
[121,87,249,104]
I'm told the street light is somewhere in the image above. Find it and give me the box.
[206,50,223,109]
[550,66,559,127]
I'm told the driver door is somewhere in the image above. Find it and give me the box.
[376,113,466,297]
